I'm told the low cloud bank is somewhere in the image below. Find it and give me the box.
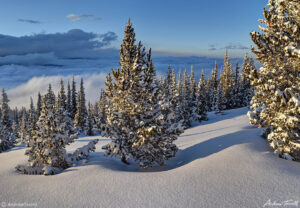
[7,73,107,109]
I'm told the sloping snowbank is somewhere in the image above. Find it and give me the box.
[0,108,299,208]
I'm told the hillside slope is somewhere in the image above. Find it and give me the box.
[0,107,299,208]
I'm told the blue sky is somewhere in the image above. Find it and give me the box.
[0,0,267,58]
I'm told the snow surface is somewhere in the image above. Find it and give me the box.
[0,108,299,208]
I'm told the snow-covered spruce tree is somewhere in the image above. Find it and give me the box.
[71,76,77,119]
[66,80,72,114]
[162,67,181,122]
[209,61,219,111]
[240,53,255,107]
[220,49,235,109]
[175,71,185,122]
[57,79,67,111]
[160,66,183,137]
[214,78,226,114]
[161,67,175,113]
[55,80,75,139]
[19,110,28,145]
[249,0,300,160]
[36,92,42,119]
[102,20,183,168]
[0,88,14,152]
[181,69,193,128]
[96,89,108,134]
[189,66,198,122]
[87,101,94,136]
[74,78,88,134]
[11,121,19,141]
[27,97,36,134]
[233,62,242,108]
[195,69,208,121]
[17,84,77,175]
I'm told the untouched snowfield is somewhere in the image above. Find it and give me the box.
[0,107,299,208]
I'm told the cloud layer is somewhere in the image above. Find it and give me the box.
[0,29,117,59]
[17,19,42,24]
[208,43,249,51]
[7,73,107,108]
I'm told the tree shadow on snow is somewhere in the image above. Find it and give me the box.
[75,138,110,142]
[84,127,272,172]
[4,144,26,153]
[191,107,250,128]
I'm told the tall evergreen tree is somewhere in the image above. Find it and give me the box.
[36,92,42,119]
[102,20,182,168]
[210,62,219,111]
[96,89,108,134]
[71,76,77,119]
[249,0,300,160]
[214,82,226,114]
[55,82,76,139]
[0,88,13,152]
[66,80,72,114]
[26,97,36,140]
[233,62,242,108]
[74,78,88,133]
[195,70,208,121]
[57,79,67,111]
[189,66,198,121]
[19,110,28,145]
[87,101,94,136]
[175,71,184,123]
[240,53,255,107]
[182,69,192,128]
[220,49,234,109]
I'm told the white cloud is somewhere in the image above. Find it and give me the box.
[7,73,107,109]
[66,14,100,22]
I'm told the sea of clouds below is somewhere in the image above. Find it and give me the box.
[0,53,246,109]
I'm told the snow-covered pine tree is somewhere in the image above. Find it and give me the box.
[161,66,173,101]
[170,68,179,115]
[175,71,185,123]
[233,62,242,108]
[55,80,75,139]
[249,0,300,160]
[195,69,208,121]
[36,92,42,119]
[0,88,14,152]
[10,107,18,140]
[181,69,193,128]
[57,79,67,111]
[214,78,226,114]
[240,53,255,107]
[66,80,72,114]
[29,97,36,125]
[11,121,18,141]
[96,89,108,134]
[189,66,198,122]
[18,84,77,175]
[210,61,219,111]
[220,49,234,109]
[87,101,94,136]
[74,78,88,134]
[19,110,28,145]
[102,20,182,168]
[71,76,77,119]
